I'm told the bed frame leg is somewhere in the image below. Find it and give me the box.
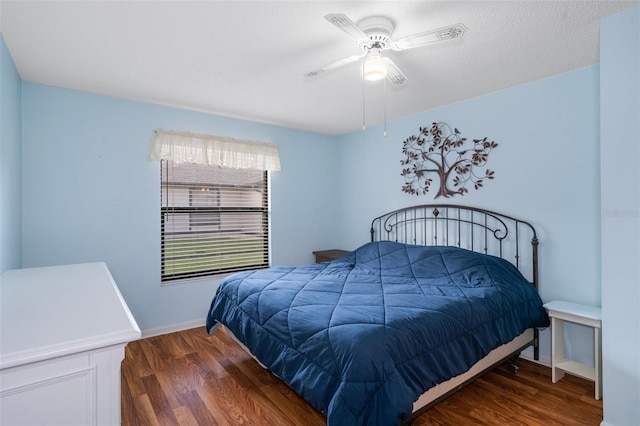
[508,353,520,374]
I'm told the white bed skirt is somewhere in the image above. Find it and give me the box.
[217,325,533,418]
[412,328,533,413]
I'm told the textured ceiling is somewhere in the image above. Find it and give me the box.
[1,1,638,135]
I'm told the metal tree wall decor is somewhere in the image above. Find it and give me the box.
[401,122,498,198]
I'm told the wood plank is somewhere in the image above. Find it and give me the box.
[125,337,154,377]
[176,390,220,426]
[172,405,199,426]
[121,349,148,397]
[195,377,254,425]
[122,327,603,425]
[131,394,161,426]
[121,374,141,426]
[139,336,179,372]
[141,374,180,425]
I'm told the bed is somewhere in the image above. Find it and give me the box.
[206,204,549,425]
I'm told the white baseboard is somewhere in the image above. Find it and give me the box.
[141,319,206,339]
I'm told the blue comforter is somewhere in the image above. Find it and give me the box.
[206,241,549,425]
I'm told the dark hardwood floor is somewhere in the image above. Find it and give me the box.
[121,326,603,425]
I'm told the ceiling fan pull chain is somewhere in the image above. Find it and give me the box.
[362,64,367,132]
[383,77,388,138]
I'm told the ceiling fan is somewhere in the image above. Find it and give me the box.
[305,13,466,87]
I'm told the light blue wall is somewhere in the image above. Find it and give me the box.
[336,66,602,364]
[0,34,22,274]
[20,84,339,332]
[600,6,640,426]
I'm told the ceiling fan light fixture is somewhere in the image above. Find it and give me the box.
[362,55,388,81]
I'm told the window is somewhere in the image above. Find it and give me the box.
[160,160,269,282]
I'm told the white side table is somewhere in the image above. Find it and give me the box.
[543,300,602,400]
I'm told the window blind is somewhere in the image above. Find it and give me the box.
[160,160,269,281]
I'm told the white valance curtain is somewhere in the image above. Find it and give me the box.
[150,129,281,171]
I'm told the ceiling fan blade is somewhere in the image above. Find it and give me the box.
[304,52,367,78]
[324,13,370,44]
[384,58,408,87]
[391,23,466,51]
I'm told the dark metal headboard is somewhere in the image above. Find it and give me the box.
[370,204,539,291]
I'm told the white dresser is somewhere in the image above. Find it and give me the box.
[0,262,141,426]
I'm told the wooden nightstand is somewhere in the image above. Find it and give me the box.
[543,300,602,400]
[313,249,349,263]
